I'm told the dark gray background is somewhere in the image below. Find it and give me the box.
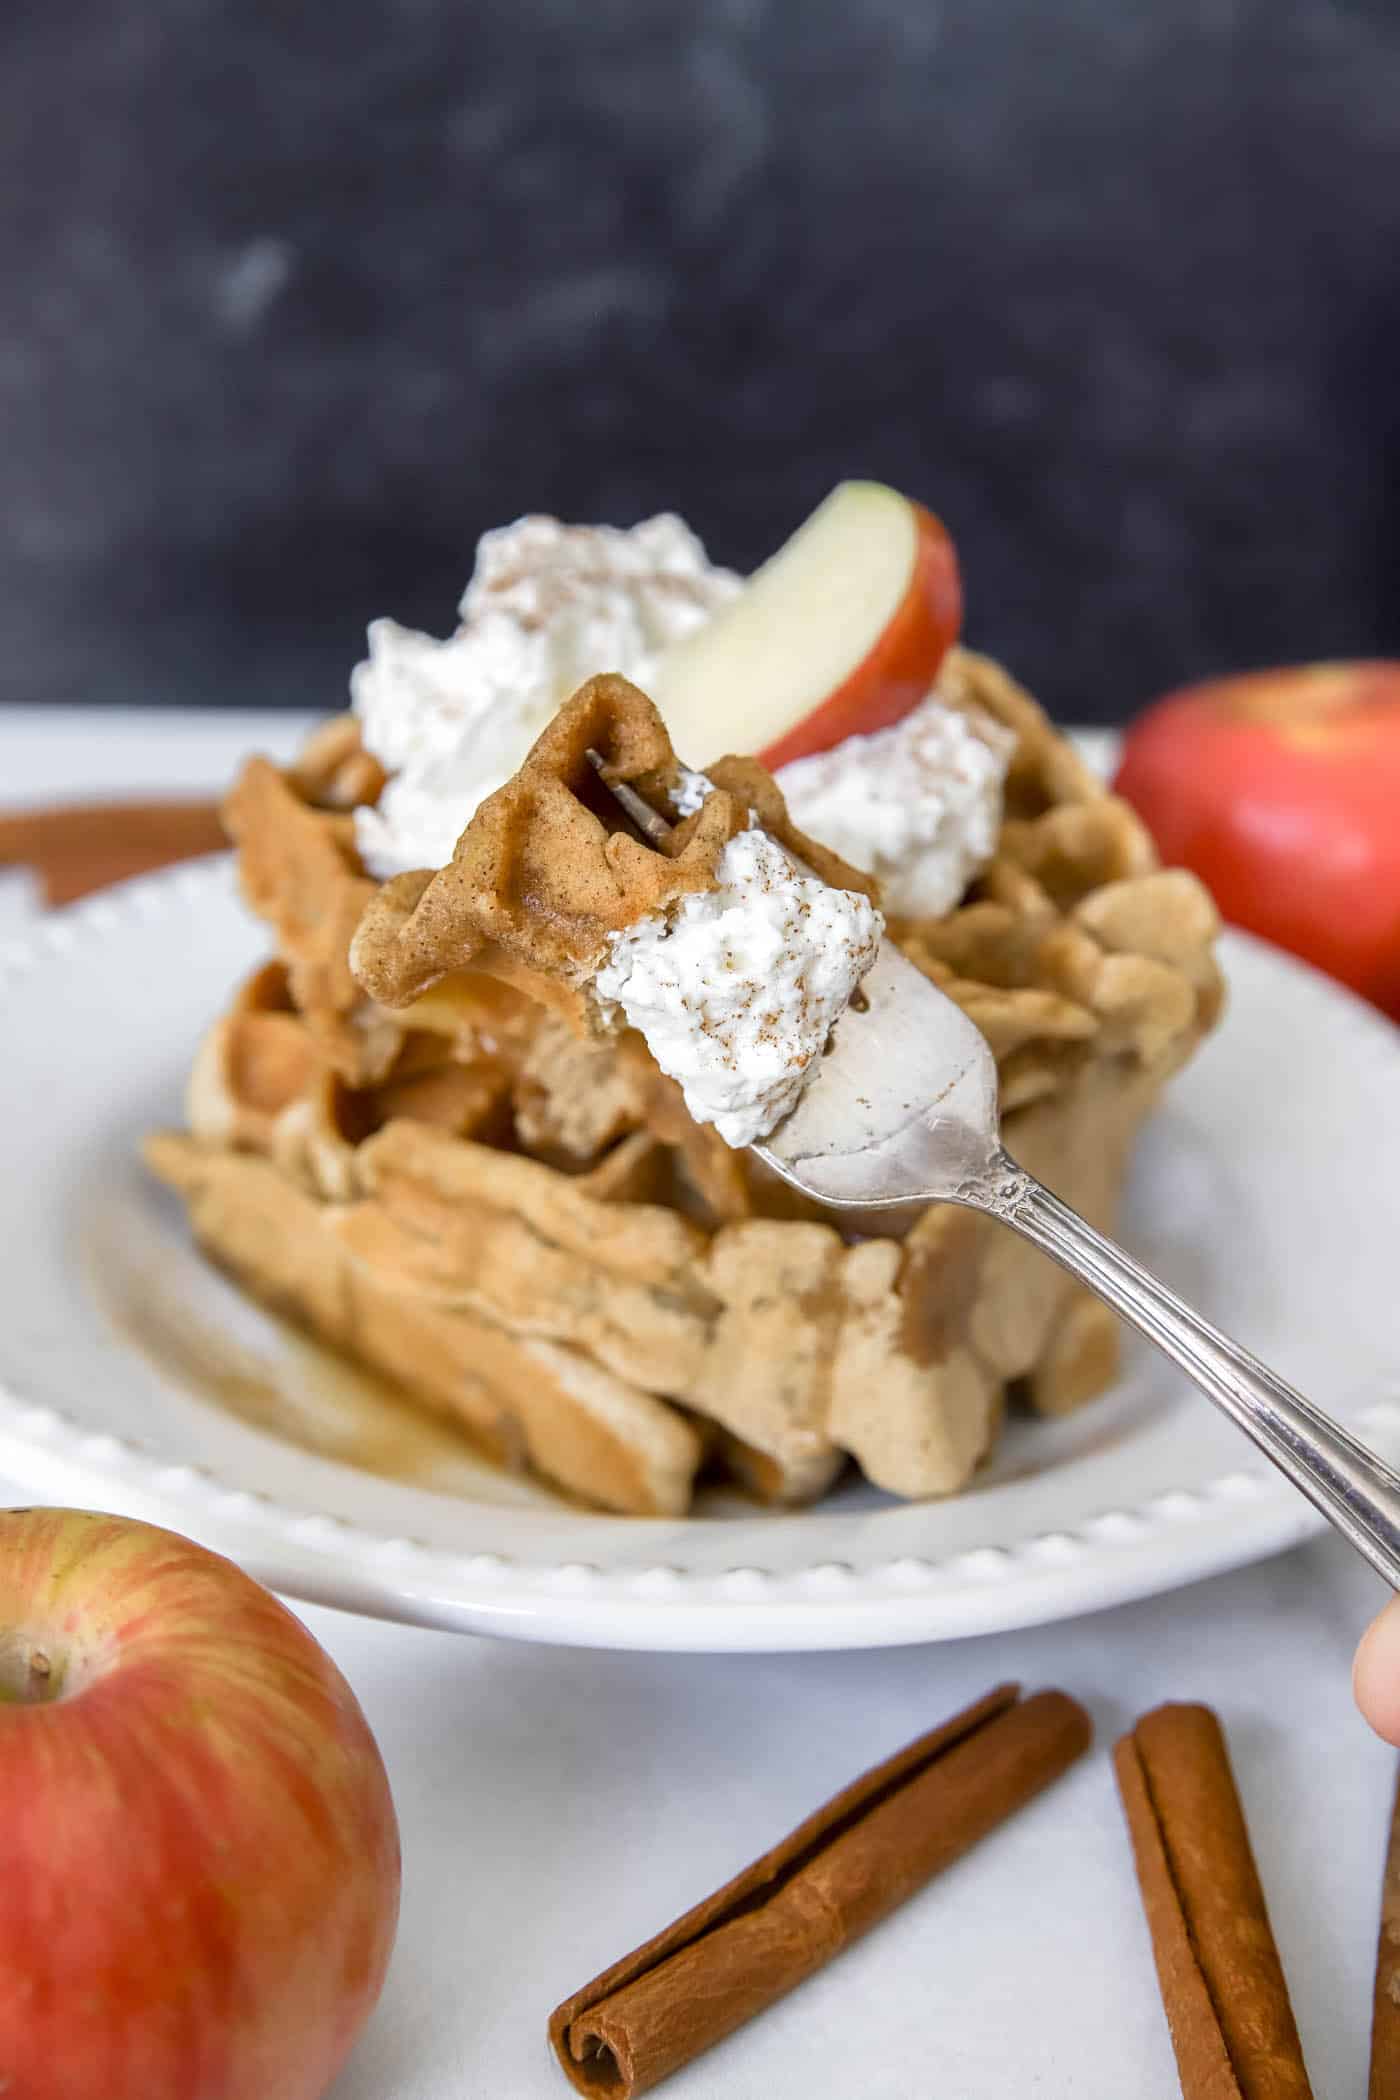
[3,0,1397,725]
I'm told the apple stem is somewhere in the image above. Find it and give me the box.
[0,1637,63,1705]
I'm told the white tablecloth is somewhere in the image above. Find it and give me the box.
[2,707,1393,2099]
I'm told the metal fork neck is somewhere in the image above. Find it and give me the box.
[963,1154,1400,1592]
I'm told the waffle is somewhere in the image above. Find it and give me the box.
[148,648,1223,1514]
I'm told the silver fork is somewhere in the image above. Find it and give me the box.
[595,757,1400,1586]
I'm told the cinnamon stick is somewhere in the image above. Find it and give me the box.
[0,798,225,905]
[1113,1703,1312,2100]
[549,1683,1090,2099]
[1370,1761,1400,2099]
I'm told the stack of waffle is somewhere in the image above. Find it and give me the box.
[148,650,1223,1516]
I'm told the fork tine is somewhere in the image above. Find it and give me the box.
[584,748,676,849]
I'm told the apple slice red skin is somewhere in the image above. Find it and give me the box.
[0,1508,400,2100]
[755,503,963,772]
[1114,661,1400,1019]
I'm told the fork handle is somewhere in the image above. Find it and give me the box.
[975,1153,1400,1589]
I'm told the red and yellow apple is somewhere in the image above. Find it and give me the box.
[650,480,962,770]
[1114,661,1400,1018]
[0,1507,400,2100]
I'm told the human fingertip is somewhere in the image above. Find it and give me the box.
[1353,1596,1400,1747]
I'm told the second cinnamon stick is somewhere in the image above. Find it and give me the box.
[1114,1702,1312,2100]
[550,1682,1090,2098]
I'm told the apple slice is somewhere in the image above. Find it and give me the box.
[649,480,961,770]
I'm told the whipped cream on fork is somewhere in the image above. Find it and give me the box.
[595,813,883,1148]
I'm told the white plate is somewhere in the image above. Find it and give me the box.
[1,857,1397,1650]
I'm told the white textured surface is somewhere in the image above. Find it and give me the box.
[1,710,1397,2098]
[595,824,883,1146]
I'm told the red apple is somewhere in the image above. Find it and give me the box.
[649,481,962,770]
[0,1507,400,2100]
[1114,661,1400,1018]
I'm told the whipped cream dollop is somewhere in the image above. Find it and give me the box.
[594,822,883,1148]
[775,696,1015,918]
[353,515,741,877]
